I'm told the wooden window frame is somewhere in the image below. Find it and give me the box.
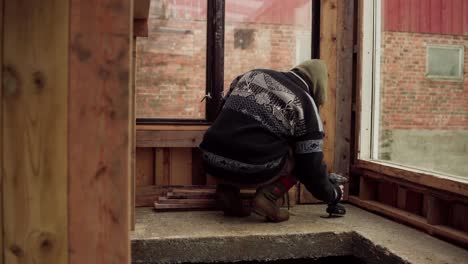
[352,0,468,247]
[136,0,321,125]
[354,0,468,194]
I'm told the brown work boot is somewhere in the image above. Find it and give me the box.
[216,184,251,217]
[252,183,290,222]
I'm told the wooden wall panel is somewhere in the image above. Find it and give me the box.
[334,0,354,199]
[320,0,337,173]
[136,148,155,187]
[3,1,69,263]
[68,0,131,263]
[169,148,192,185]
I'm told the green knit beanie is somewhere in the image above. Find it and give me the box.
[293,59,328,107]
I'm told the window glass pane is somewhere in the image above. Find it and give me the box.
[376,0,467,178]
[224,0,313,93]
[136,0,207,119]
[427,46,463,79]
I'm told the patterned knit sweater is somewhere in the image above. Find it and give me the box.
[199,69,337,203]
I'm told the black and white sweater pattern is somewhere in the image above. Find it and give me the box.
[200,69,337,202]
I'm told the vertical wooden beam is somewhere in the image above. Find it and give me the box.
[68,0,131,263]
[130,1,136,232]
[334,0,354,200]
[170,148,192,185]
[397,186,408,210]
[320,0,337,173]
[0,0,3,262]
[426,196,448,225]
[3,1,69,263]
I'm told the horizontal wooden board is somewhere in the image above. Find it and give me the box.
[136,130,205,147]
[355,160,468,198]
[136,125,210,131]
[154,201,217,210]
[158,197,215,205]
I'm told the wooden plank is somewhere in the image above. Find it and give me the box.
[396,186,407,210]
[134,19,148,37]
[192,148,206,185]
[136,124,210,131]
[169,148,193,185]
[3,1,69,263]
[377,182,397,207]
[359,176,377,201]
[0,0,3,261]
[136,130,205,147]
[134,0,150,19]
[334,0,354,200]
[360,168,468,204]
[136,148,155,187]
[349,196,468,248]
[320,0,338,174]
[426,195,448,225]
[450,203,468,233]
[406,190,423,216]
[130,8,135,231]
[154,202,217,210]
[158,197,215,205]
[68,0,131,262]
[155,148,169,185]
[356,160,468,197]
[136,185,168,207]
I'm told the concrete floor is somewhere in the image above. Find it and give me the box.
[132,204,468,264]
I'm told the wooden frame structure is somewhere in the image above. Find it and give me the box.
[349,0,468,247]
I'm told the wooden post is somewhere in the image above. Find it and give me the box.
[334,0,355,201]
[0,0,3,262]
[130,4,136,231]
[3,1,70,263]
[320,0,338,173]
[67,0,131,263]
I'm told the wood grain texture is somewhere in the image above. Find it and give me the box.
[426,196,448,225]
[130,4,135,230]
[136,148,154,187]
[169,148,192,185]
[136,130,205,147]
[3,1,69,263]
[320,0,337,173]
[334,0,354,200]
[0,0,3,261]
[349,196,468,248]
[68,0,131,263]
[356,160,468,197]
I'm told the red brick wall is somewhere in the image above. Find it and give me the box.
[380,31,468,130]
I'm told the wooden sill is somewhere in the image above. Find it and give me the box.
[354,159,468,197]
